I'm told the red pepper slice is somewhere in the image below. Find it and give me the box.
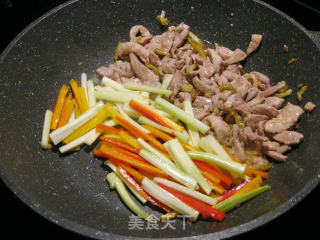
[157,183,225,221]
[129,99,183,132]
[117,166,171,213]
[100,136,140,154]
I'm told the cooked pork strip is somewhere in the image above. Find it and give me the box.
[273,130,304,145]
[264,103,304,134]
[247,34,263,55]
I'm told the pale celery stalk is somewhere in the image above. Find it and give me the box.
[142,177,199,221]
[105,160,147,204]
[94,85,115,92]
[81,73,88,101]
[124,82,172,96]
[187,151,246,175]
[87,80,96,108]
[95,89,147,104]
[183,100,200,147]
[165,139,212,195]
[106,172,151,220]
[138,116,189,143]
[116,104,150,134]
[161,74,173,89]
[154,97,210,134]
[137,138,175,168]
[101,76,131,92]
[139,149,198,190]
[49,102,104,145]
[59,128,96,153]
[60,119,116,152]
[41,110,53,150]
[199,135,230,160]
[214,185,271,212]
[59,120,115,153]
[153,177,218,205]
[199,135,247,179]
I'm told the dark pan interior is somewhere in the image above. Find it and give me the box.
[0,0,320,239]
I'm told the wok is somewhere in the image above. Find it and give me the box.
[0,0,320,239]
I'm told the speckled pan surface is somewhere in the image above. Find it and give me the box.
[0,0,320,239]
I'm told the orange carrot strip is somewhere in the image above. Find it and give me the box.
[57,97,76,128]
[221,145,242,163]
[194,160,233,187]
[106,146,149,164]
[245,167,269,179]
[129,99,184,132]
[79,86,89,112]
[141,125,173,141]
[119,164,146,183]
[116,116,167,153]
[96,124,122,134]
[100,136,140,153]
[200,169,221,184]
[50,85,69,130]
[56,93,71,127]
[70,79,85,113]
[202,172,225,194]
[96,147,168,178]
[138,168,170,179]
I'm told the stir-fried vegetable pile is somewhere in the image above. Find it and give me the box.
[41,73,271,222]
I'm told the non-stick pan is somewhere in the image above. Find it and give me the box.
[1,0,320,239]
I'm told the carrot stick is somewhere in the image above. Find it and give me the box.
[245,167,269,179]
[70,79,85,113]
[79,86,89,112]
[56,93,71,127]
[106,146,149,164]
[200,169,220,184]
[202,172,225,194]
[57,96,76,128]
[100,136,140,154]
[96,146,168,178]
[194,160,233,187]
[141,124,174,141]
[129,99,184,132]
[50,85,69,130]
[118,164,146,183]
[116,116,167,153]
[96,124,122,134]
[138,168,170,179]
[221,145,242,163]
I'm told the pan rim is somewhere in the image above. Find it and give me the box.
[0,0,319,239]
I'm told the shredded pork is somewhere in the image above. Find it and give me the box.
[96,22,315,170]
